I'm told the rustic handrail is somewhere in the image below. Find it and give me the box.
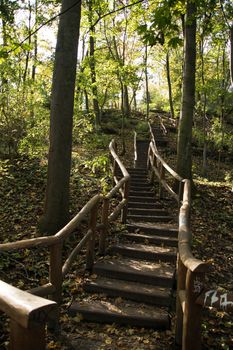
[178,180,209,273]
[99,139,130,253]
[0,138,129,347]
[0,195,101,252]
[147,141,183,203]
[176,179,233,350]
[134,131,137,166]
[0,280,57,350]
[0,194,101,304]
[148,122,157,148]
[150,142,182,181]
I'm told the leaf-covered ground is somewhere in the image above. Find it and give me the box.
[0,138,233,349]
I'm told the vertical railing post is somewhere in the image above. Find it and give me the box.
[182,270,204,350]
[122,178,130,224]
[149,150,155,184]
[99,197,109,255]
[49,241,63,330]
[175,255,187,346]
[147,143,151,170]
[49,242,63,304]
[9,320,46,350]
[159,163,165,199]
[86,203,98,270]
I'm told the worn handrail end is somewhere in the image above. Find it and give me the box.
[0,280,57,329]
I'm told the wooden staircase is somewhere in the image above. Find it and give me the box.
[69,137,178,330]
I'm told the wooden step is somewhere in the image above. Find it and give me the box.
[109,243,177,263]
[128,196,157,203]
[126,223,178,237]
[128,202,163,209]
[93,258,175,287]
[69,299,170,329]
[130,179,149,185]
[127,168,147,174]
[121,232,178,247]
[130,184,152,191]
[84,277,172,306]
[127,214,173,223]
[128,208,169,216]
[129,191,155,197]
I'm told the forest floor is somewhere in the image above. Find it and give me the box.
[0,119,233,349]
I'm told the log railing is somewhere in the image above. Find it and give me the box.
[0,138,130,348]
[0,280,57,350]
[99,139,130,254]
[147,141,183,203]
[146,125,232,348]
[0,194,101,303]
[176,179,233,350]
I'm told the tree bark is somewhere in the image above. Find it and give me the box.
[176,0,196,180]
[39,0,81,234]
[145,44,150,120]
[200,35,208,177]
[166,51,175,120]
[230,26,233,87]
[88,0,100,126]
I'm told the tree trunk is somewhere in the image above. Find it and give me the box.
[176,0,196,180]
[31,0,38,81]
[200,35,208,177]
[88,0,100,126]
[166,51,175,120]
[123,84,130,117]
[145,44,150,120]
[39,0,81,234]
[230,26,233,87]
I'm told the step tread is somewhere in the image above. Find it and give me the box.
[126,222,177,231]
[110,243,177,254]
[126,223,178,237]
[84,277,171,305]
[94,258,175,283]
[128,202,163,209]
[109,243,177,262]
[128,208,169,215]
[127,214,173,223]
[69,299,170,329]
[121,232,178,246]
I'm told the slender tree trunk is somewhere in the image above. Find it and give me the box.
[230,26,233,87]
[88,0,100,126]
[23,0,32,83]
[217,46,226,177]
[123,84,130,117]
[39,0,81,234]
[145,44,150,119]
[176,0,196,180]
[84,89,89,112]
[200,36,208,177]
[166,51,175,119]
[32,0,38,81]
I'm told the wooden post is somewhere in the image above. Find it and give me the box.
[99,197,109,255]
[175,255,187,346]
[159,163,165,199]
[182,270,203,350]
[178,180,184,206]
[49,242,63,331]
[122,179,130,224]
[86,204,98,270]
[9,321,46,350]
[149,152,155,184]
[147,144,151,170]
[49,242,63,304]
